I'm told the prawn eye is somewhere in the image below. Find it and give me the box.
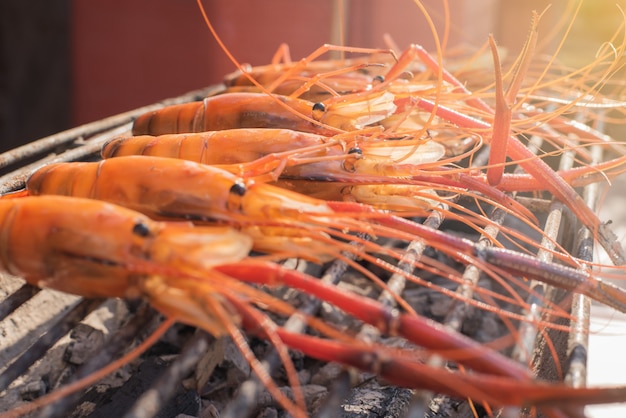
[343,147,363,173]
[132,221,151,237]
[312,102,326,113]
[373,75,385,83]
[229,182,247,196]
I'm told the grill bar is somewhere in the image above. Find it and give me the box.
[35,303,158,418]
[0,299,103,394]
[563,144,603,390]
[0,84,613,417]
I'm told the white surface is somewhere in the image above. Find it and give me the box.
[586,303,626,418]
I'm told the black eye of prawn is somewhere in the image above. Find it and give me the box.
[312,102,326,113]
[229,182,247,196]
[342,147,363,173]
[373,75,385,83]
[132,221,151,237]
[348,147,363,156]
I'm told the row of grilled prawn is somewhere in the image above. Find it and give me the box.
[3,44,626,417]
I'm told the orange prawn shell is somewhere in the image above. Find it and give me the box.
[26,156,335,223]
[101,129,353,182]
[102,129,333,168]
[132,92,340,136]
[0,196,156,298]
[0,195,254,300]
[27,159,235,221]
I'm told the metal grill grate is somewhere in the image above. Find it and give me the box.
[0,84,607,418]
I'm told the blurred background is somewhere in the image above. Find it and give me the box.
[1,0,621,153]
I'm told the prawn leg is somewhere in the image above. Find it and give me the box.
[274,331,626,411]
[380,11,535,173]
[325,201,626,312]
[486,33,512,186]
[486,11,539,185]
[412,97,626,264]
[217,260,626,416]
[215,260,530,379]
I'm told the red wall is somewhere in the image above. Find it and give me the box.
[72,0,342,125]
[70,0,503,126]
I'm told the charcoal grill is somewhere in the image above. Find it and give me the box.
[0,83,618,418]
